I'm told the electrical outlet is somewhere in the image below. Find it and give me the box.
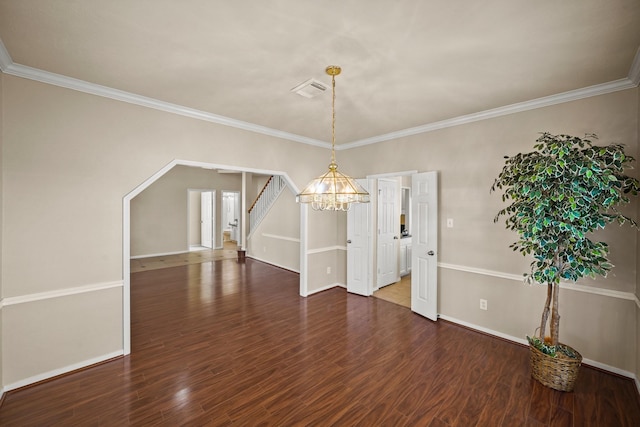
[447,218,454,228]
[326,267,331,274]
[480,299,488,311]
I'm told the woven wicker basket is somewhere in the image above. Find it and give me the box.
[529,342,582,392]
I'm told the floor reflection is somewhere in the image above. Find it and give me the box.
[130,241,239,273]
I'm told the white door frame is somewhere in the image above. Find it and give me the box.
[353,170,438,317]
[366,171,417,292]
[123,160,304,355]
[187,188,216,250]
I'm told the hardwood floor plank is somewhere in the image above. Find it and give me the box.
[573,367,599,427]
[475,381,510,426]
[548,405,572,427]
[528,379,553,424]
[595,374,627,426]
[0,259,638,426]
[614,378,640,426]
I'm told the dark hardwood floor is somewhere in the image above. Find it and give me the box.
[1,258,639,426]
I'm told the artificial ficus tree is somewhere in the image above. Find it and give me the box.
[491,132,639,349]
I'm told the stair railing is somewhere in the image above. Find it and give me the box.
[248,175,286,237]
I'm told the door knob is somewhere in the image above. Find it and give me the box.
[427,250,435,256]
[347,240,352,244]
[393,236,399,240]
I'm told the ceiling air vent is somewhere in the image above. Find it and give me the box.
[291,78,328,98]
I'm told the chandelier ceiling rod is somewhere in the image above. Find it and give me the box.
[296,65,370,212]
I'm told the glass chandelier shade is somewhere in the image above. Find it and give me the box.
[296,65,370,211]
[297,161,370,211]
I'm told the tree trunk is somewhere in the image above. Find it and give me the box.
[539,282,553,340]
[550,282,560,346]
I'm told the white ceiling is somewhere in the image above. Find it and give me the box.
[1,0,639,148]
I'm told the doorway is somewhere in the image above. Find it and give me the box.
[373,275,411,307]
[188,189,216,250]
[123,160,305,355]
[347,171,438,321]
[222,191,240,244]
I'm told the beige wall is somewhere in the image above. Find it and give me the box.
[247,188,300,272]
[0,74,337,388]
[343,88,640,371]
[1,69,639,389]
[130,165,241,257]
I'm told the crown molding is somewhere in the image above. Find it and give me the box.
[2,37,639,151]
[1,60,330,150]
[338,77,638,150]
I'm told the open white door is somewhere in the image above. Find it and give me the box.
[347,179,371,296]
[200,191,214,249]
[233,191,242,244]
[377,178,399,288]
[411,172,438,321]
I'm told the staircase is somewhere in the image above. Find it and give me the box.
[248,175,286,237]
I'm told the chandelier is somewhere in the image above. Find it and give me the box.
[296,66,370,211]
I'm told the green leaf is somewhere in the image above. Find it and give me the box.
[491,132,639,290]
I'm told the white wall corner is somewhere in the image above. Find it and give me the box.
[307,283,342,296]
[628,46,640,86]
[0,38,12,72]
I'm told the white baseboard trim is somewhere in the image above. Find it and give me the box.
[438,314,528,346]
[3,350,124,392]
[307,282,342,296]
[439,314,638,386]
[130,250,188,259]
[2,281,124,307]
[246,255,299,274]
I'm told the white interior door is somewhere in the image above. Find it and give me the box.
[200,191,214,249]
[233,192,241,244]
[347,179,371,296]
[411,171,438,321]
[377,179,399,288]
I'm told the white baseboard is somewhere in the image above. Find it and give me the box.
[3,350,124,392]
[307,282,342,296]
[438,314,639,392]
[246,255,299,274]
[130,250,188,259]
